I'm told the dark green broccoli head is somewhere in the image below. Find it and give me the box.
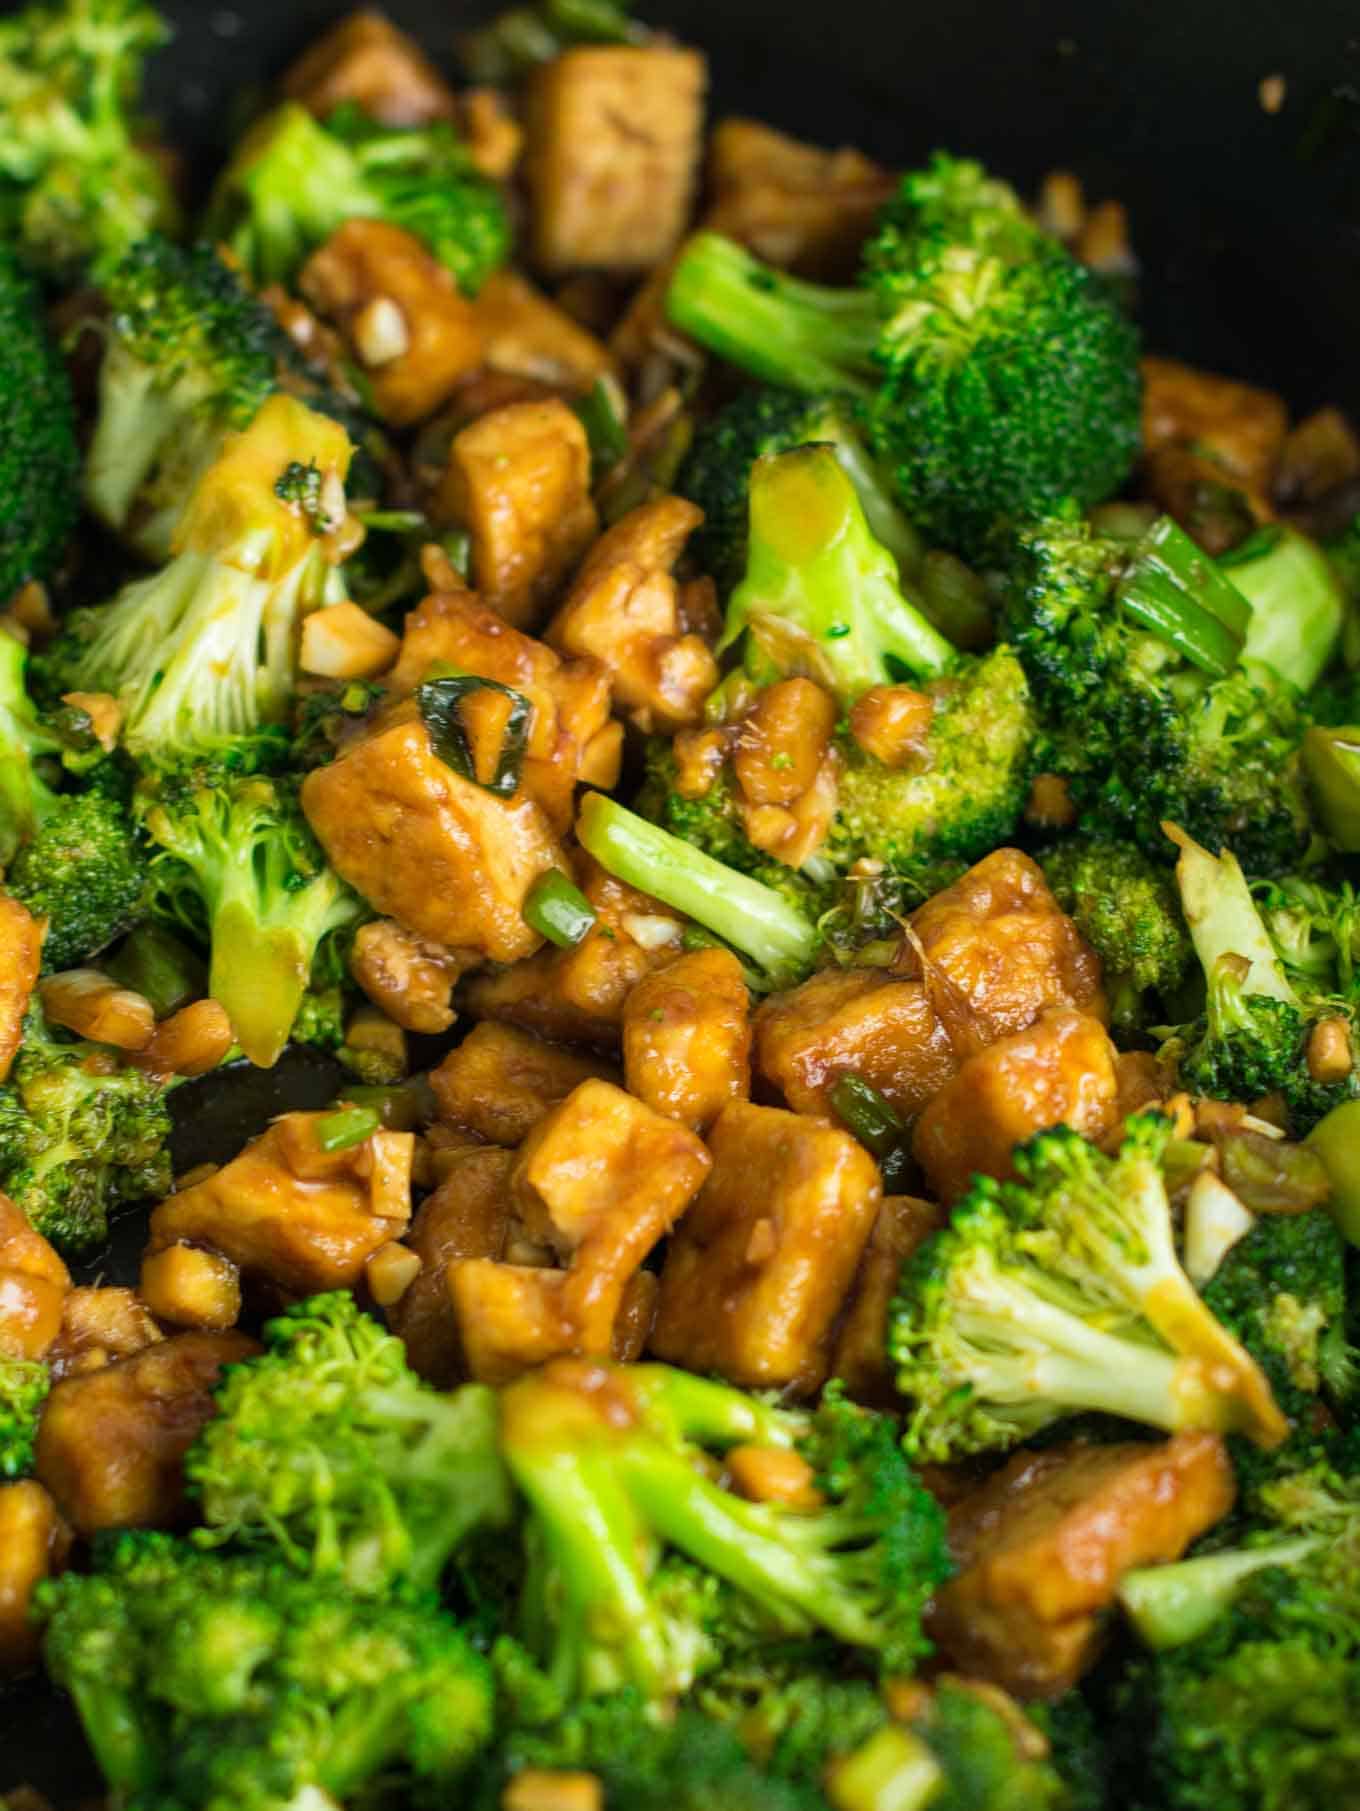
[1004,506,1313,874]
[38,1530,495,1811]
[0,1355,49,1480]
[1040,836,1192,1034]
[6,784,147,971]
[0,1003,172,1254]
[0,0,179,280]
[187,1291,513,1594]
[0,247,79,600]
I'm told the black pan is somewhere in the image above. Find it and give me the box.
[3,0,1360,1793]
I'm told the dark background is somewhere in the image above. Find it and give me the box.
[5,0,1360,1792]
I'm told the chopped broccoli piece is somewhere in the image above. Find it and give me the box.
[206,100,509,293]
[6,782,147,972]
[667,155,1140,559]
[0,1354,49,1479]
[501,1362,949,1704]
[891,1115,1288,1461]
[186,1292,513,1593]
[1219,524,1347,693]
[38,1530,495,1811]
[0,247,79,600]
[0,999,173,1254]
[1167,829,1359,1132]
[1003,505,1313,874]
[1040,837,1192,1035]
[0,0,179,279]
[44,394,354,764]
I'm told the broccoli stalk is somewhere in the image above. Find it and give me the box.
[666,156,1141,558]
[0,999,173,1254]
[1118,1534,1325,1649]
[49,394,354,761]
[577,791,821,985]
[0,0,179,280]
[0,626,60,863]
[0,1355,49,1479]
[501,1362,950,1705]
[206,101,509,293]
[38,1532,495,1811]
[891,1115,1288,1462]
[1219,524,1347,693]
[186,1292,514,1592]
[0,247,79,600]
[720,445,955,702]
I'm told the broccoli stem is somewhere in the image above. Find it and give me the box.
[827,1725,944,1811]
[1221,525,1347,691]
[666,232,882,398]
[1118,1536,1322,1649]
[1301,724,1360,853]
[722,446,956,700]
[1167,825,1298,1009]
[1115,515,1250,678]
[576,792,819,984]
[1308,1100,1360,1246]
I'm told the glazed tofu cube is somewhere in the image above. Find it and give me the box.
[0,1192,69,1361]
[300,220,483,426]
[525,47,706,272]
[622,947,751,1131]
[831,1196,943,1405]
[651,1101,880,1392]
[48,1287,161,1377]
[472,269,614,390]
[930,1434,1236,1698]
[281,8,457,125]
[350,919,465,1035]
[0,1481,70,1671]
[0,897,42,1084]
[510,1078,710,1348]
[34,1332,257,1532]
[451,1261,657,1385]
[389,1146,515,1384]
[436,400,598,629]
[301,712,567,963]
[912,1008,1121,1203]
[431,1022,617,1147]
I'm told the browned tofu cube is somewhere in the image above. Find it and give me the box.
[431,1022,617,1147]
[622,947,751,1131]
[281,8,457,125]
[0,1481,70,1671]
[350,919,466,1035]
[147,1114,413,1297]
[1142,355,1288,529]
[909,848,1107,1045]
[49,1287,161,1378]
[832,1197,943,1405]
[435,400,598,629]
[35,1332,257,1533]
[472,269,614,390]
[451,1261,657,1386]
[138,1247,242,1333]
[511,1078,710,1349]
[652,1101,881,1393]
[930,1435,1236,1698]
[754,969,955,1121]
[524,47,706,273]
[0,1192,69,1361]
[301,712,567,963]
[300,221,483,427]
[0,897,42,1084]
[389,1147,514,1384]
[705,118,895,279]
[913,1008,1121,1204]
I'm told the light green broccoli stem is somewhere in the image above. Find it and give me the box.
[1222,525,1347,692]
[666,231,882,397]
[722,446,955,702]
[828,1725,944,1811]
[576,791,819,984]
[0,629,58,860]
[1118,1536,1322,1649]
[1169,825,1298,1009]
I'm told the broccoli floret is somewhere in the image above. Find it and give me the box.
[678,385,925,599]
[501,1362,950,1705]
[1115,1448,1360,1808]
[1167,829,1359,1131]
[141,764,366,1069]
[38,1529,495,1811]
[0,0,179,280]
[667,155,1140,560]
[0,1000,172,1254]
[890,1115,1287,1461]
[1002,506,1313,875]
[44,394,354,763]
[577,790,823,986]
[697,1661,892,1783]
[1040,837,1192,1035]
[186,1292,512,1593]
[206,100,509,293]
[0,247,79,600]
[0,1354,49,1480]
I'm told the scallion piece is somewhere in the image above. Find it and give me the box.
[524,869,597,948]
[830,1072,906,1158]
[315,1104,381,1152]
[1116,514,1251,676]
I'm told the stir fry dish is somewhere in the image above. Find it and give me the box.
[3,2,1360,1807]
